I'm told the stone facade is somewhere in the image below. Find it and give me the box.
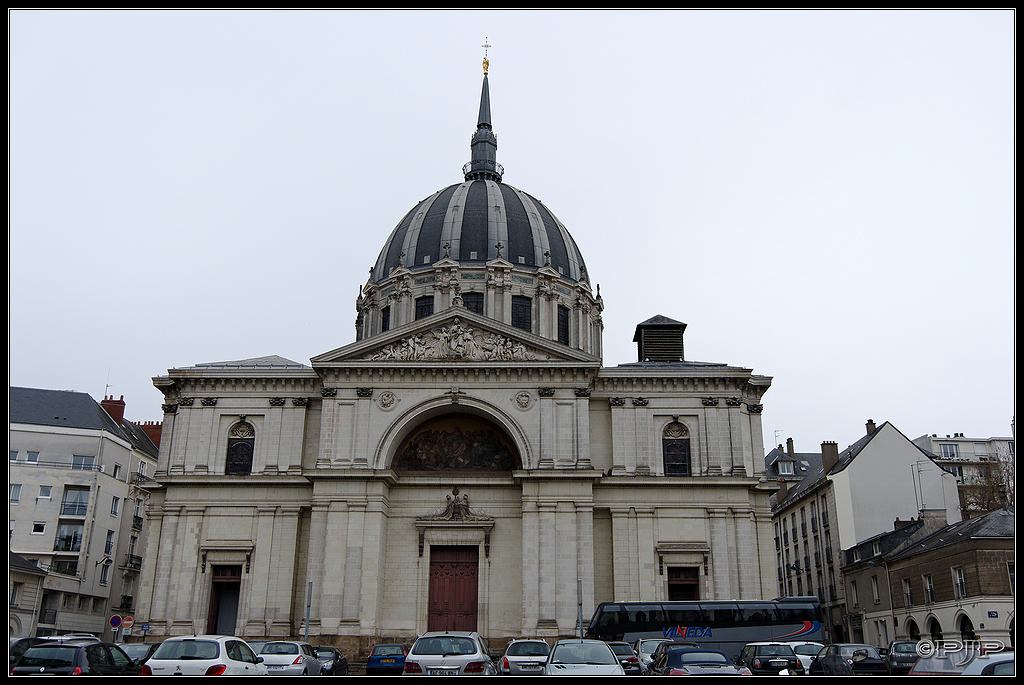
[135,311,777,649]
[134,64,779,651]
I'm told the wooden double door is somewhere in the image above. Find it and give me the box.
[427,546,479,632]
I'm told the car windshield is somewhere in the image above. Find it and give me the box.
[672,651,730,666]
[262,643,300,655]
[152,639,220,660]
[793,644,821,656]
[507,642,549,657]
[551,642,616,665]
[839,645,880,659]
[412,637,476,656]
[316,649,335,658]
[757,645,796,657]
[18,646,78,668]
[609,644,633,656]
[892,643,918,654]
[372,645,405,656]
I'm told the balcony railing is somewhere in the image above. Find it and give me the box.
[60,502,88,517]
[132,515,144,531]
[122,554,142,572]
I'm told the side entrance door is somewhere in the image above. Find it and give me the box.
[427,546,478,632]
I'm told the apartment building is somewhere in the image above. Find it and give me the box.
[9,387,160,639]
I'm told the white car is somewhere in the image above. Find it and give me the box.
[544,639,625,675]
[784,641,824,673]
[141,635,268,676]
[403,631,496,675]
[258,641,322,675]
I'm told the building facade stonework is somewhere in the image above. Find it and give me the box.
[135,65,778,650]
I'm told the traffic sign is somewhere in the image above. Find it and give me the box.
[122,616,135,629]
[110,615,122,628]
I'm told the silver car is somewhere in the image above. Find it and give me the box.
[499,639,550,675]
[259,641,322,675]
[403,631,496,675]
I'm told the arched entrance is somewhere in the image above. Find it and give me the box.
[392,412,521,471]
[394,411,516,634]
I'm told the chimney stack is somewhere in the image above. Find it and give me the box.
[786,437,795,458]
[821,441,839,474]
[866,419,877,435]
[141,420,163,448]
[776,478,788,501]
[100,395,126,425]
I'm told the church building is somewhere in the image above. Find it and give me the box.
[135,57,777,650]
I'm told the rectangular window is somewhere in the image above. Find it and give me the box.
[463,292,484,316]
[38,485,52,499]
[104,530,115,555]
[871,575,880,604]
[924,574,935,603]
[10,484,22,503]
[111,496,120,517]
[415,296,434,320]
[954,568,967,598]
[511,295,532,332]
[9,450,17,461]
[940,443,959,459]
[61,487,90,517]
[52,559,78,576]
[72,455,94,470]
[903,578,913,606]
[381,305,391,332]
[557,305,570,345]
[10,582,22,606]
[27,451,39,463]
[32,522,45,534]
[55,522,84,552]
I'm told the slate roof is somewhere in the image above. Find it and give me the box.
[887,507,1015,561]
[9,551,46,577]
[10,386,159,458]
[764,446,823,481]
[771,421,939,511]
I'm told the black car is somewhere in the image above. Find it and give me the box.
[650,648,753,676]
[884,640,919,674]
[10,640,141,676]
[315,646,349,675]
[735,642,805,675]
[643,640,698,674]
[9,637,51,667]
[809,643,887,675]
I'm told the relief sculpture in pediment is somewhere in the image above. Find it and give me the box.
[366,318,544,361]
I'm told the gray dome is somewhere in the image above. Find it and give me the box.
[370,71,589,287]
[371,179,589,284]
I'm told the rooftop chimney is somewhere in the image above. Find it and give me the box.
[866,419,877,435]
[821,441,839,474]
[100,395,126,426]
[141,420,163,448]
[786,437,795,458]
[776,478,789,501]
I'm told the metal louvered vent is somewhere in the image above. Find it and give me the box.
[639,329,684,362]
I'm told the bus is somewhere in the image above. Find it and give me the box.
[585,596,826,661]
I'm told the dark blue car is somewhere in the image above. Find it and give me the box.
[367,643,407,675]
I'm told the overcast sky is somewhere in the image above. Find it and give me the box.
[10,9,1014,456]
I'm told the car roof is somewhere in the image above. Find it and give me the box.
[417,631,478,638]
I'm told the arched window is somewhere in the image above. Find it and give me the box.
[663,421,692,476]
[226,421,255,476]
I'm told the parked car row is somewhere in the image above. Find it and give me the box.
[10,634,354,676]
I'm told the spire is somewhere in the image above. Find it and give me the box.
[464,38,503,182]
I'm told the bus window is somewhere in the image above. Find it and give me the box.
[701,603,739,628]
[624,604,665,630]
[736,603,779,625]
[663,604,706,625]
[778,602,817,623]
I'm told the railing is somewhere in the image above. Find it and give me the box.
[132,515,144,531]
[60,502,89,517]
[122,554,142,571]
[53,535,82,552]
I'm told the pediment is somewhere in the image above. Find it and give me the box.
[312,307,600,365]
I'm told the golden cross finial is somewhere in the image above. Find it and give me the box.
[482,37,491,75]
